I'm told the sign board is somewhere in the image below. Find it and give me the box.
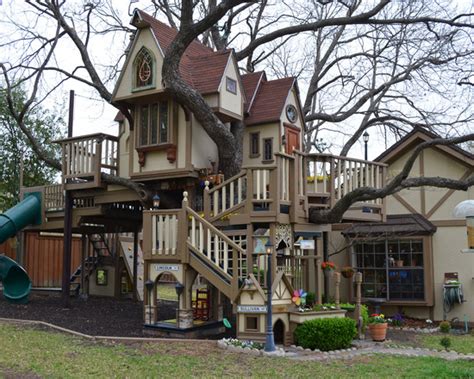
[237,305,267,313]
[155,264,179,272]
[299,240,315,250]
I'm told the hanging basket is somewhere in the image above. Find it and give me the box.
[341,268,355,279]
[323,269,334,278]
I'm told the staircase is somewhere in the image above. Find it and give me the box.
[69,233,116,295]
[69,256,99,295]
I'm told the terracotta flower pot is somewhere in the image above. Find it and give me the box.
[369,322,388,341]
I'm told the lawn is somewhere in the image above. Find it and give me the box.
[1,323,474,378]
[416,333,474,354]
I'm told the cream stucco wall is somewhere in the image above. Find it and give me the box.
[89,265,116,297]
[242,122,281,167]
[218,57,244,117]
[191,116,219,170]
[114,28,164,101]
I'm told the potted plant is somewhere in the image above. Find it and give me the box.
[341,266,356,279]
[321,261,336,277]
[368,313,388,341]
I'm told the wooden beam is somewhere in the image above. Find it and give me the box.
[393,193,419,215]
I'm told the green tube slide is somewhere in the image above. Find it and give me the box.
[0,193,41,304]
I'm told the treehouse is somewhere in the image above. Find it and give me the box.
[18,10,387,342]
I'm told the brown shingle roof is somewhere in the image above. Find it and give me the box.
[245,77,295,126]
[135,10,229,94]
[241,72,265,113]
[343,214,437,237]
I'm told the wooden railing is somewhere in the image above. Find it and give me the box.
[44,184,64,211]
[150,210,180,257]
[306,153,387,207]
[204,171,247,221]
[57,133,118,189]
[187,206,245,282]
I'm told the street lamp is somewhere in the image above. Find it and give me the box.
[264,240,276,352]
[152,194,161,209]
[363,131,370,161]
[175,282,185,327]
[145,279,155,324]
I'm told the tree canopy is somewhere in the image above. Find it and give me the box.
[0,86,64,211]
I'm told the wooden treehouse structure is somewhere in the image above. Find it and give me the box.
[20,10,387,342]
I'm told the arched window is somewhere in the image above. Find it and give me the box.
[134,47,154,88]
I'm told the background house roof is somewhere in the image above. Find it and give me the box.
[342,214,437,237]
[376,127,474,165]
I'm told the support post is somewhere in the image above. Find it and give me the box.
[80,234,88,299]
[322,231,329,303]
[354,272,364,339]
[132,228,138,302]
[334,272,341,309]
[62,90,74,307]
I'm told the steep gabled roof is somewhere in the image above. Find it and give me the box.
[245,77,295,126]
[376,127,474,166]
[133,10,229,94]
[241,71,266,113]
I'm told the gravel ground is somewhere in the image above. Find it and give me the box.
[0,291,176,337]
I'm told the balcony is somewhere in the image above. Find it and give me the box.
[306,153,387,222]
[57,133,118,190]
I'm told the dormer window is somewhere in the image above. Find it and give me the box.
[134,47,154,89]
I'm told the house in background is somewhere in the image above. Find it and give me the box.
[332,128,474,322]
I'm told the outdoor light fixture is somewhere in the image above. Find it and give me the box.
[453,200,474,252]
[363,131,370,160]
[175,282,185,328]
[264,240,276,352]
[175,281,185,297]
[152,194,160,209]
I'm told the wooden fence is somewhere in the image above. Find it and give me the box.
[0,233,82,288]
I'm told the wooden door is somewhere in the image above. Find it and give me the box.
[285,127,300,154]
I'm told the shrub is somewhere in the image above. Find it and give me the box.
[439,321,451,333]
[360,304,369,332]
[294,317,356,351]
[306,292,316,306]
[440,337,451,350]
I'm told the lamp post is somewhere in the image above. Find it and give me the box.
[145,279,154,324]
[363,131,369,161]
[175,282,185,327]
[152,194,161,209]
[264,240,276,352]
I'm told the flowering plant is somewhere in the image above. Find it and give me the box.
[368,313,386,324]
[321,261,336,271]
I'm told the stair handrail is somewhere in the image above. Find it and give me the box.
[186,206,245,256]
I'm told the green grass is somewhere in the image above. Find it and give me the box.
[418,333,474,354]
[1,323,474,378]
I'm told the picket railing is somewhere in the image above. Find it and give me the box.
[205,171,247,221]
[44,184,64,211]
[58,133,118,188]
[306,154,387,207]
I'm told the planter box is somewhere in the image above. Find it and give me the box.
[289,309,347,324]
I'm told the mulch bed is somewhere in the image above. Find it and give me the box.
[0,291,176,337]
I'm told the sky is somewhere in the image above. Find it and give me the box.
[0,0,472,161]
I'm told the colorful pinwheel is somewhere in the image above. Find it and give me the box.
[292,289,307,306]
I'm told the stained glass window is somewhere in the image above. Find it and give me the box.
[134,48,153,88]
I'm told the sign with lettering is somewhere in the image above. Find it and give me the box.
[155,264,179,272]
[300,240,315,250]
[237,305,267,313]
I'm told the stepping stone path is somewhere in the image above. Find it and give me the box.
[218,338,474,361]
